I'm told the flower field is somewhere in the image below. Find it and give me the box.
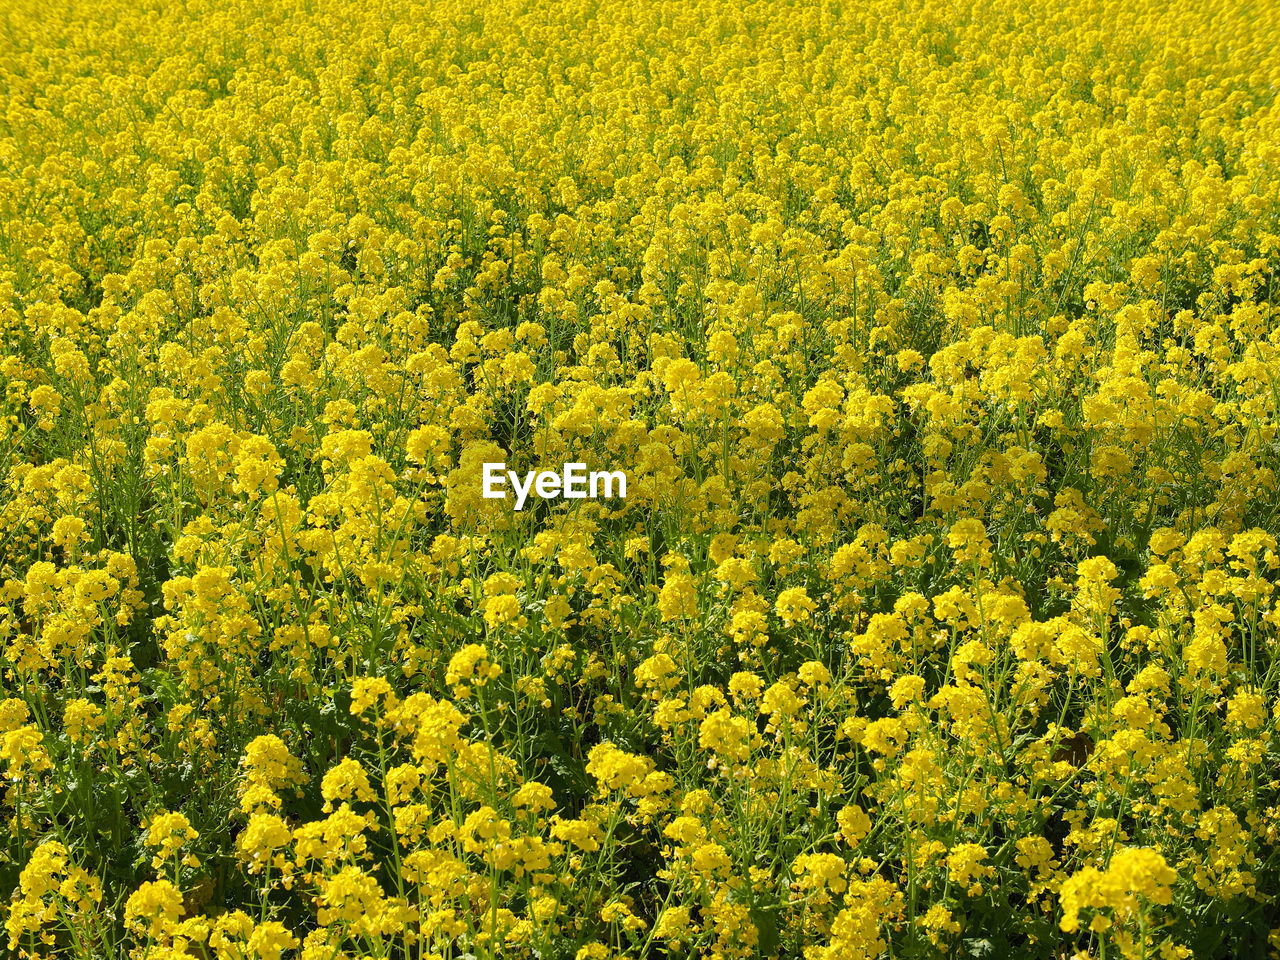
[3,0,1280,956]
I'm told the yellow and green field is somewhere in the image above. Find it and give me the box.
[2,0,1280,957]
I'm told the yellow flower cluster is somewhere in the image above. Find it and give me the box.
[2,0,1280,957]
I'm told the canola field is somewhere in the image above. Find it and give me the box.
[3,0,1280,957]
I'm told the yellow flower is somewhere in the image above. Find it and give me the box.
[320,758,376,812]
[446,643,501,694]
[123,879,183,938]
[1059,847,1177,934]
[775,587,816,627]
[145,812,199,870]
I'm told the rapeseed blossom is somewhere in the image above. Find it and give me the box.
[2,0,1280,957]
